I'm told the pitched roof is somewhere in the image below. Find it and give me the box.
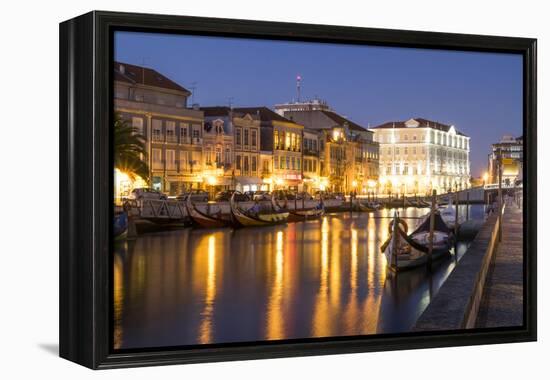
[233,107,298,124]
[114,61,190,94]
[319,110,370,133]
[200,106,232,117]
[371,117,467,136]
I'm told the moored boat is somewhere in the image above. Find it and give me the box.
[114,211,128,241]
[230,193,289,227]
[381,210,453,271]
[186,196,232,228]
[288,199,325,221]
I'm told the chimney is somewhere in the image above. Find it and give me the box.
[119,64,125,74]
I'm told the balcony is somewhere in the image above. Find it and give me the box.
[152,135,164,143]
[166,135,178,144]
[191,137,203,145]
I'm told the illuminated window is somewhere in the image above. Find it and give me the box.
[274,130,279,149]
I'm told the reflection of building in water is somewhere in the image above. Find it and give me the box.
[370,118,470,195]
[488,135,523,186]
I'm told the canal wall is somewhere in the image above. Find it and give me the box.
[413,206,503,331]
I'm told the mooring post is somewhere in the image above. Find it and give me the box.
[302,192,305,209]
[402,193,406,208]
[428,190,436,270]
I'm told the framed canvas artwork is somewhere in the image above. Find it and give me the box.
[59,11,536,369]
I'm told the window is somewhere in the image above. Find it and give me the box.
[263,159,270,173]
[285,132,291,150]
[215,146,222,164]
[296,135,301,152]
[297,158,301,170]
[225,147,231,164]
[286,156,290,169]
[236,155,242,170]
[205,146,212,165]
[251,156,257,172]
[180,123,188,142]
[152,119,163,141]
[132,117,144,134]
[166,121,176,142]
[404,147,408,154]
[273,156,278,170]
[192,128,200,139]
[243,156,249,174]
[235,128,242,146]
[251,130,257,148]
[180,151,190,171]
[166,149,176,170]
[274,130,279,149]
[280,156,284,169]
[152,148,162,169]
[244,129,249,146]
[291,156,295,170]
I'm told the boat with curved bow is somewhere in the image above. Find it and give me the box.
[230,193,289,227]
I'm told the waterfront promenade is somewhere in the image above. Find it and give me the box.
[476,201,524,328]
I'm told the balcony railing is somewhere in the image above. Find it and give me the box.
[166,135,178,143]
[152,135,164,142]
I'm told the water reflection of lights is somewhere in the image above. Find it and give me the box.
[266,231,285,340]
[113,253,124,349]
[114,206,484,348]
[198,235,217,344]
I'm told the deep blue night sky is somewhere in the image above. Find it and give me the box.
[114,31,523,177]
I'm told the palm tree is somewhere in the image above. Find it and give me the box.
[114,114,149,182]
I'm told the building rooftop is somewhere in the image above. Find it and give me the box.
[233,107,299,124]
[371,117,467,136]
[114,61,191,94]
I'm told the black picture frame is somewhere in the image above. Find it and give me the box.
[59,10,537,369]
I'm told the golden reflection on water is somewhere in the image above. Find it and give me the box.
[113,207,479,349]
[198,235,217,344]
[113,253,124,350]
[266,231,285,340]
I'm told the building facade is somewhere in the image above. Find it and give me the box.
[302,129,322,193]
[488,135,523,186]
[235,107,304,191]
[274,100,379,193]
[370,118,470,195]
[114,61,205,196]
[201,107,263,192]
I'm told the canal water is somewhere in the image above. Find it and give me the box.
[114,205,486,350]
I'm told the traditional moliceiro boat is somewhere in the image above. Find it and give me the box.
[230,193,289,227]
[287,199,325,221]
[381,210,453,271]
[186,197,232,228]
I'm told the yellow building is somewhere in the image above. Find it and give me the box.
[275,101,379,193]
[114,61,204,195]
[235,107,304,191]
[370,118,470,195]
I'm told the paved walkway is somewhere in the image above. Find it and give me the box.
[475,201,523,328]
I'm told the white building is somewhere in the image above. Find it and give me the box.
[369,118,470,195]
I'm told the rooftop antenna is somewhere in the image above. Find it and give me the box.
[227,97,234,109]
[139,57,149,85]
[188,81,198,105]
[296,75,302,102]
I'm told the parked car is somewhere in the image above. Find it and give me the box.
[127,188,167,201]
[214,190,250,202]
[272,190,297,200]
[176,190,209,202]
